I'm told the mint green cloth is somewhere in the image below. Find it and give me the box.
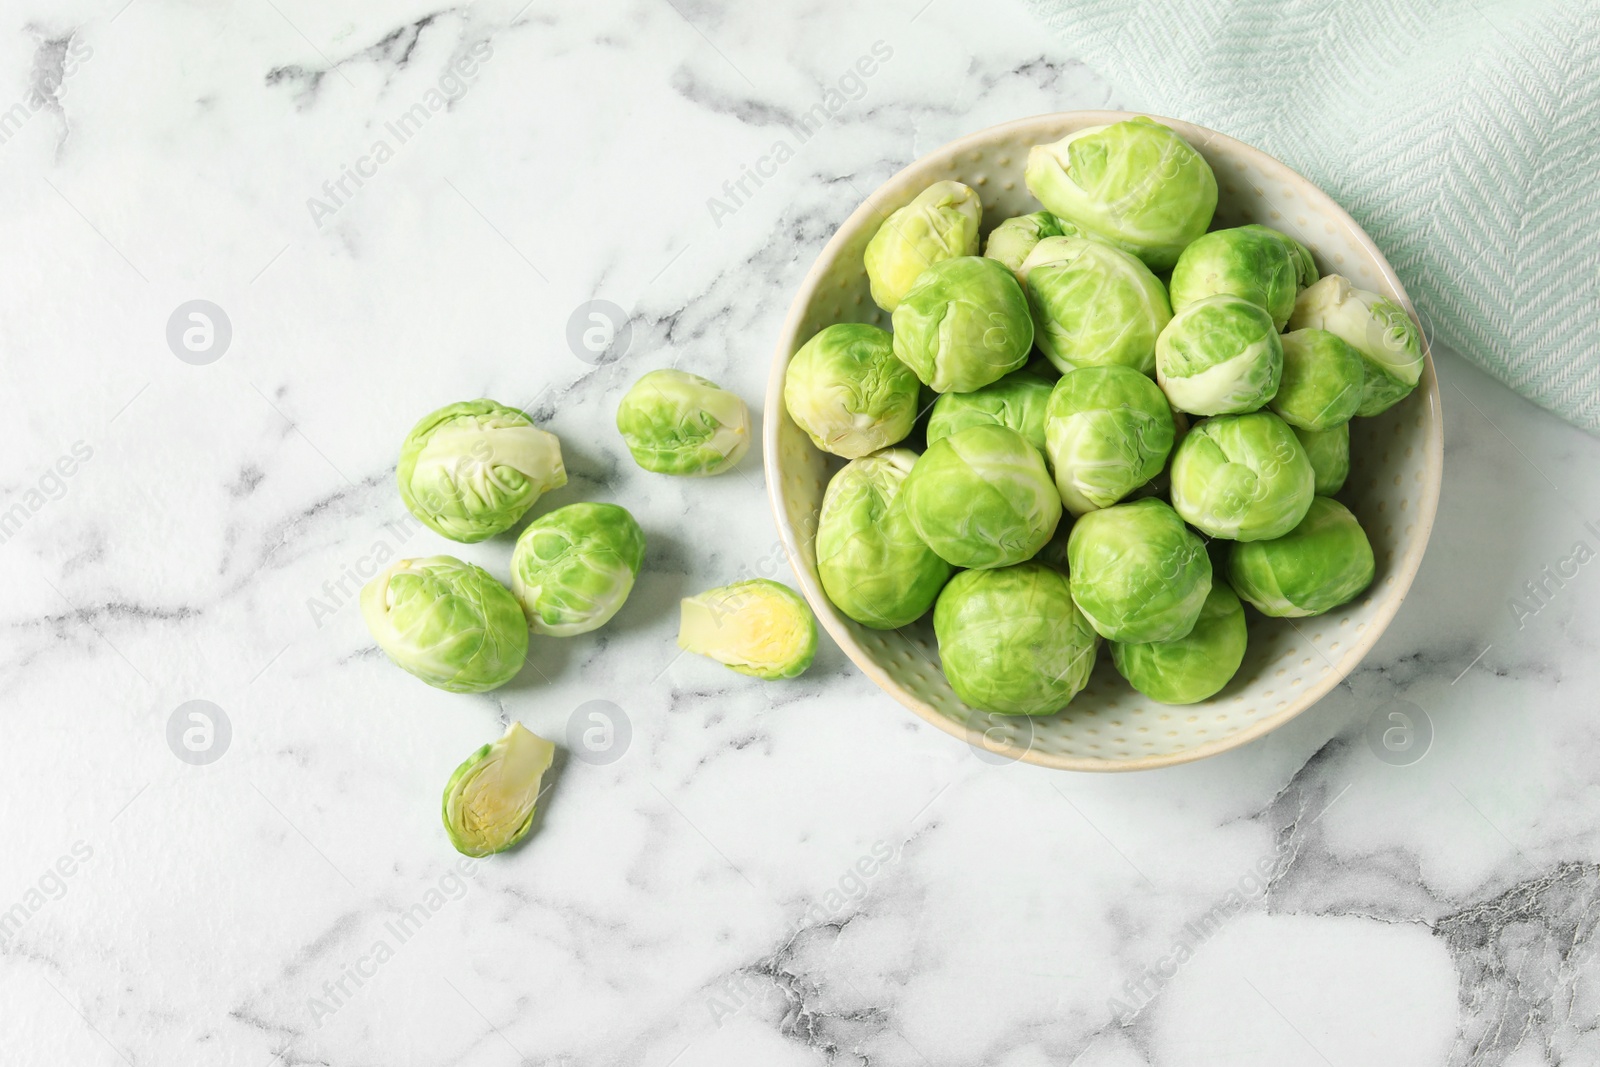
[1021,0,1600,433]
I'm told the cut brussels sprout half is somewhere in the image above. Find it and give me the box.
[1155,294,1283,416]
[1045,365,1175,515]
[983,211,1067,281]
[1170,412,1315,541]
[903,424,1062,570]
[1111,582,1247,704]
[1270,329,1364,430]
[892,256,1033,393]
[933,563,1099,715]
[442,723,555,857]
[1020,236,1172,375]
[864,180,982,312]
[1168,226,1304,328]
[1067,498,1212,643]
[784,323,919,459]
[1288,275,1424,416]
[678,579,817,679]
[926,367,1055,457]
[616,369,750,476]
[510,503,646,637]
[1293,423,1351,495]
[397,400,566,543]
[361,556,528,693]
[1228,497,1375,617]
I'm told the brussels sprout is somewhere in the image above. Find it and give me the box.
[398,400,566,543]
[510,503,646,636]
[1067,498,1212,643]
[1111,582,1247,704]
[442,723,555,857]
[1045,365,1175,515]
[361,556,528,693]
[1156,294,1283,416]
[816,449,952,629]
[1288,275,1424,416]
[892,257,1033,393]
[1020,236,1172,375]
[784,323,919,459]
[983,211,1066,281]
[1168,226,1303,328]
[926,367,1054,456]
[933,563,1099,715]
[903,425,1061,569]
[616,369,750,476]
[1238,224,1319,289]
[1293,423,1351,495]
[1269,329,1364,430]
[1228,497,1375,617]
[864,180,983,312]
[1169,412,1315,541]
[1024,116,1218,270]
[678,579,817,679]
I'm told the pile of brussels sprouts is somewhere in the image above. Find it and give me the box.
[787,116,1422,715]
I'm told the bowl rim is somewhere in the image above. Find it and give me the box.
[764,109,1444,771]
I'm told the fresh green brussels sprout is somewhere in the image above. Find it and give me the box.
[1024,116,1218,270]
[892,256,1033,393]
[1288,275,1424,416]
[1270,329,1364,430]
[1168,226,1303,328]
[926,367,1054,456]
[1111,582,1247,704]
[1020,236,1172,375]
[442,722,555,857]
[1045,365,1175,515]
[864,180,983,312]
[1067,498,1212,643]
[678,579,817,679]
[903,424,1061,569]
[1155,294,1283,416]
[933,563,1099,715]
[397,400,566,543]
[1238,224,1319,289]
[616,369,750,476]
[784,323,919,458]
[510,503,646,636]
[1228,497,1375,616]
[361,556,528,693]
[1169,412,1315,541]
[983,211,1066,281]
[816,449,952,629]
[1293,423,1351,495]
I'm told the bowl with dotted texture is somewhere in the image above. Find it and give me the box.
[764,110,1443,771]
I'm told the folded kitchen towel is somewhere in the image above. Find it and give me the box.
[1021,0,1600,433]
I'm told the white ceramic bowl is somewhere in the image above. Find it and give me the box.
[765,111,1443,771]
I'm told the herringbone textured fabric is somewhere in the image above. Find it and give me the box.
[1022,0,1600,433]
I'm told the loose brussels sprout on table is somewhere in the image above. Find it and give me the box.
[398,400,566,543]
[1155,294,1283,416]
[442,722,555,857]
[361,556,528,693]
[1270,329,1365,430]
[1229,497,1375,617]
[1288,275,1424,417]
[1045,365,1175,515]
[1170,412,1315,541]
[983,210,1069,281]
[1168,225,1308,329]
[616,369,750,476]
[678,578,817,679]
[510,502,646,636]
[934,563,1100,715]
[784,323,919,459]
[864,180,982,312]
[1111,582,1248,704]
[1294,423,1351,495]
[1020,236,1172,375]
[1067,498,1212,643]
[926,367,1055,456]
[892,256,1034,393]
[903,424,1062,569]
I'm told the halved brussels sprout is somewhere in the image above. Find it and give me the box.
[903,424,1061,569]
[1293,423,1351,495]
[926,367,1055,456]
[1288,275,1424,416]
[1020,236,1172,375]
[616,369,750,476]
[398,400,566,543]
[817,449,952,629]
[784,323,919,459]
[361,556,528,693]
[933,563,1099,715]
[1024,116,1217,270]
[510,503,646,636]
[1045,365,1175,515]
[1111,582,1247,704]
[1228,497,1375,617]
[983,211,1067,281]
[442,722,555,857]
[1270,329,1364,430]
[864,180,983,312]
[1067,498,1212,643]
[1170,412,1315,541]
[1156,294,1283,416]
[678,579,817,679]
[892,256,1033,393]
[1168,226,1303,328]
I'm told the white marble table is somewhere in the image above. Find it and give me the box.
[2,2,1597,1065]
